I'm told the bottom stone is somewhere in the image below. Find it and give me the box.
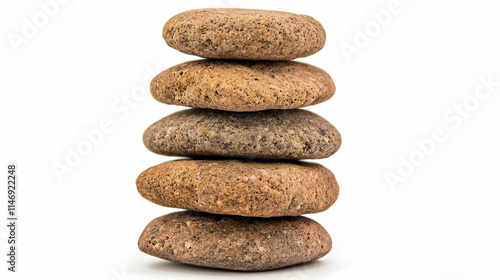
[138,211,332,271]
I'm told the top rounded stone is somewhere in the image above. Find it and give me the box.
[163,8,326,60]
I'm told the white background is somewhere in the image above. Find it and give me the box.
[1,0,500,279]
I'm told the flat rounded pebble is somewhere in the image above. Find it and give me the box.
[136,159,339,217]
[163,8,326,60]
[150,59,335,112]
[143,109,341,160]
[138,211,332,271]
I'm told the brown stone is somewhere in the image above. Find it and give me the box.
[138,211,332,271]
[163,8,326,60]
[136,159,339,217]
[150,59,335,112]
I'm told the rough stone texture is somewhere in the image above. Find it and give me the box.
[163,8,326,60]
[143,109,341,160]
[136,159,339,217]
[150,59,335,112]
[138,211,332,271]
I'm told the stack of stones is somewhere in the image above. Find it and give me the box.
[137,8,341,271]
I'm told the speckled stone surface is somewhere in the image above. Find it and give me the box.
[136,159,339,217]
[163,8,326,60]
[150,59,335,112]
[138,211,332,271]
[143,109,341,160]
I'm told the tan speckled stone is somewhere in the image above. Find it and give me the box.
[136,159,339,217]
[138,211,332,271]
[150,59,335,112]
[163,8,326,60]
[143,109,341,160]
